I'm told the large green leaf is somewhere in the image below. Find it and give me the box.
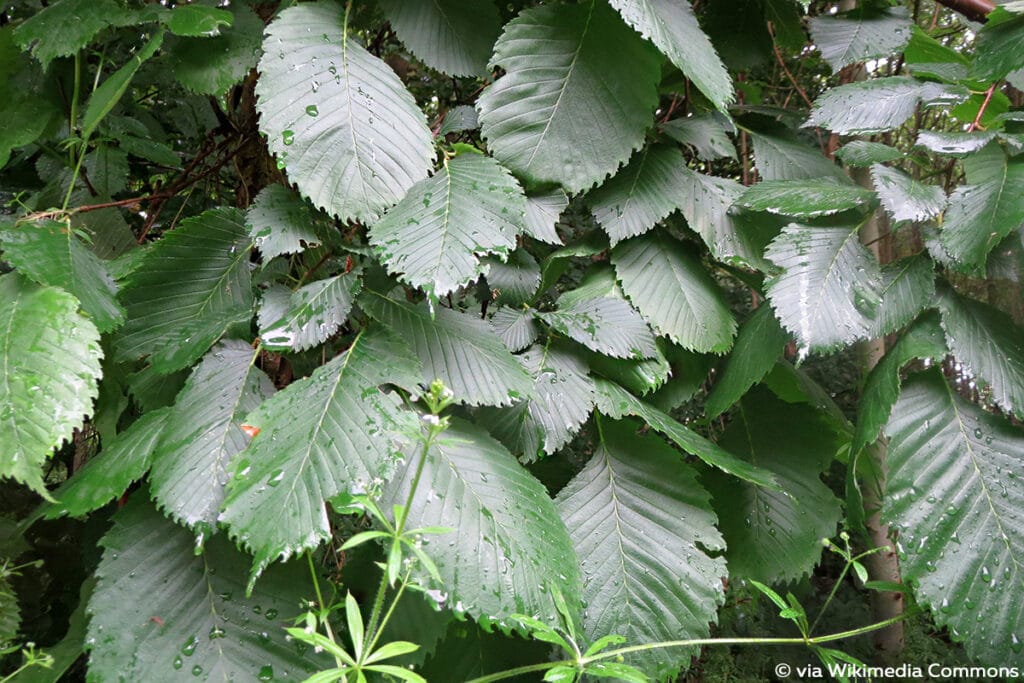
[167,5,263,96]
[477,1,660,193]
[87,497,327,681]
[484,249,541,305]
[916,130,997,157]
[383,418,582,627]
[765,223,882,354]
[255,2,434,222]
[246,185,332,262]
[377,0,500,77]
[883,369,1024,666]
[220,326,419,577]
[594,378,779,489]
[606,0,733,112]
[939,286,1024,420]
[871,164,946,224]
[676,166,775,271]
[150,341,274,532]
[808,6,912,72]
[369,153,525,297]
[869,255,936,338]
[115,207,254,373]
[940,143,1024,269]
[705,305,790,419]
[587,144,684,245]
[0,219,125,333]
[0,274,102,496]
[490,307,540,353]
[13,0,126,69]
[806,77,959,135]
[749,128,846,182]
[523,190,568,244]
[49,408,171,519]
[736,178,874,218]
[480,343,595,462]
[612,232,736,353]
[973,8,1024,82]
[541,295,658,361]
[835,140,904,167]
[259,272,362,352]
[707,388,843,583]
[660,113,736,161]
[555,418,726,678]
[853,311,946,456]
[361,290,534,407]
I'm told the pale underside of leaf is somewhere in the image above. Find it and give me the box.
[377,0,501,77]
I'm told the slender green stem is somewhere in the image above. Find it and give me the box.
[61,151,87,211]
[365,567,412,655]
[306,552,344,668]
[810,562,851,635]
[463,611,916,683]
[69,51,81,163]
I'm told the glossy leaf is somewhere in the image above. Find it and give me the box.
[883,370,1024,666]
[765,223,882,353]
[737,178,874,218]
[749,128,846,182]
[940,143,1024,268]
[660,114,736,161]
[612,232,736,353]
[606,0,733,112]
[869,255,936,338]
[806,77,958,135]
[13,0,126,69]
[361,290,534,406]
[255,2,434,222]
[478,1,660,193]
[0,274,102,496]
[480,343,596,461]
[835,141,903,167]
[87,497,327,681]
[588,144,685,245]
[246,184,331,262]
[594,378,778,489]
[149,341,274,531]
[523,190,568,245]
[0,219,125,332]
[705,305,790,419]
[383,418,582,627]
[259,272,362,352]
[378,0,500,77]
[939,286,1024,420]
[556,419,726,678]
[973,9,1024,81]
[808,6,912,72]
[541,295,658,360]
[369,153,525,297]
[707,388,843,583]
[116,208,253,373]
[220,326,420,576]
[49,408,172,519]
[871,164,946,223]
[167,5,263,96]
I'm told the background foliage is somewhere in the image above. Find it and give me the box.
[2,0,1024,680]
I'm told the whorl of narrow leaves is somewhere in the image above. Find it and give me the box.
[220,327,420,577]
[369,153,526,298]
[478,1,661,193]
[765,224,882,353]
[384,419,582,628]
[884,370,1024,666]
[255,2,434,223]
[555,419,726,678]
[87,498,328,682]
[115,207,253,373]
[0,275,103,496]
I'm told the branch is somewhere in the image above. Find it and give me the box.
[933,0,995,23]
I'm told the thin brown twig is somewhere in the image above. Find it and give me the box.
[968,82,999,132]
[768,21,814,109]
